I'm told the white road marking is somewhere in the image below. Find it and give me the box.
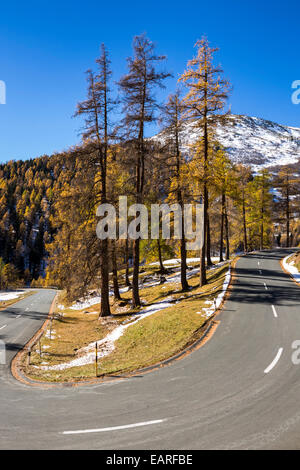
[264,347,283,374]
[272,305,278,318]
[264,282,268,290]
[61,419,166,435]
[258,261,260,266]
[15,314,21,319]
[25,307,29,311]
[0,324,7,330]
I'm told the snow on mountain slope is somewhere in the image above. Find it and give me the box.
[152,114,300,170]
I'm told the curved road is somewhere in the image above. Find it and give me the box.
[1,249,300,450]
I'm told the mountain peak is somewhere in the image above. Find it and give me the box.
[152,114,300,170]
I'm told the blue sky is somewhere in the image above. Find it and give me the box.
[0,0,299,163]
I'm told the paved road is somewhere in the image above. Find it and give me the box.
[1,249,300,450]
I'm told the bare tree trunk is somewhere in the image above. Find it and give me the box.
[200,183,208,286]
[219,191,225,262]
[260,176,265,251]
[99,158,111,317]
[157,239,165,274]
[177,185,189,291]
[200,68,208,287]
[200,117,208,287]
[131,149,143,308]
[100,238,111,317]
[242,191,248,252]
[112,240,121,301]
[132,97,145,308]
[224,201,230,260]
[132,238,141,307]
[206,212,212,266]
[180,205,189,291]
[180,237,189,290]
[99,147,111,316]
[125,238,131,287]
[260,204,264,251]
[175,104,189,291]
[260,223,264,250]
[286,184,290,248]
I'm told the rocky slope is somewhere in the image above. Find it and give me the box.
[152,114,300,170]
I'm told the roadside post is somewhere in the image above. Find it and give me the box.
[27,348,31,366]
[95,342,98,377]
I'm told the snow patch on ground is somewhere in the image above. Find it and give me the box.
[44,329,56,339]
[150,257,219,267]
[38,260,232,371]
[0,290,27,301]
[283,254,300,283]
[196,264,231,319]
[59,286,133,311]
[38,297,175,371]
[61,256,228,312]
[166,260,227,284]
[69,296,101,311]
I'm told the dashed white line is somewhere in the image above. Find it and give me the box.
[264,347,283,374]
[271,305,278,318]
[264,282,268,290]
[0,324,7,330]
[15,314,21,319]
[61,419,167,435]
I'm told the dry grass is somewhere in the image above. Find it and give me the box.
[292,251,300,271]
[22,263,229,382]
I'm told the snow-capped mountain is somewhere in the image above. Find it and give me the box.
[152,114,300,170]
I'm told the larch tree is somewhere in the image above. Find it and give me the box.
[248,170,272,250]
[46,149,101,300]
[141,144,174,275]
[233,164,252,253]
[118,34,170,308]
[106,147,132,301]
[74,44,114,317]
[211,146,234,262]
[273,166,300,247]
[161,91,189,290]
[179,37,230,286]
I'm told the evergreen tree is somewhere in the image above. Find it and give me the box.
[118,34,170,307]
[179,37,230,286]
[273,166,300,247]
[74,44,114,317]
[160,91,190,290]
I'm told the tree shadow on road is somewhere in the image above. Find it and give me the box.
[230,250,300,308]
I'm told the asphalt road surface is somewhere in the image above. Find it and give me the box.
[1,249,300,450]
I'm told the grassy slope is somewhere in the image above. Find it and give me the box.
[288,251,300,271]
[293,252,300,271]
[23,263,229,382]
